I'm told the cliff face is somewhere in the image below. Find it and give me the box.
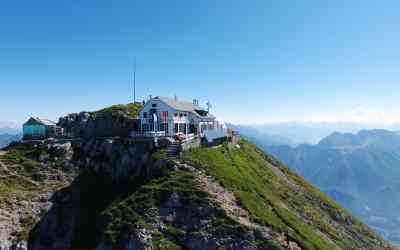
[0,137,396,250]
[58,103,141,139]
[72,139,157,181]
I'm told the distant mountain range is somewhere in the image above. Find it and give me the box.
[230,122,400,145]
[0,122,21,149]
[264,129,400,245]
[0,133,21,149]
[227,123,295,147]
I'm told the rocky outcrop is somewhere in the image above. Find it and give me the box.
[57,112,90,138]
[28,180,79,250]
[95,228,154,250]
[94,189,263,250]
[72,138,158,181]
[58,111,140,139]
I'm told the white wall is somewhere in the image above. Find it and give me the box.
[139,99,190,135]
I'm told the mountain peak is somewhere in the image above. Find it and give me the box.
[318,129,400,150]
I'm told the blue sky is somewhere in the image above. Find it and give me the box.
[1,1,400,125]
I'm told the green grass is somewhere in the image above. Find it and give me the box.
[92,103,142,118]
[0,177,38,202]
[0,146,43,204]
[182,140,377,250]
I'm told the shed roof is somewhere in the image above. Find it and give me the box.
[24,117,57,126]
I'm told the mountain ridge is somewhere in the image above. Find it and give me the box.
[0,137,394,249]
[266,129,400,245]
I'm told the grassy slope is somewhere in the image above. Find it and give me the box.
[0,145,63,204]
[182,140,390,250]
[91,103,142,118]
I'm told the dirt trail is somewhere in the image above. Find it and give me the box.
[0,151,7,172]
[197,172,256,228]
[194,168,292,243]
[175,162,303,249]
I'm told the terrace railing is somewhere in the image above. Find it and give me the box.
[130,131,167,138]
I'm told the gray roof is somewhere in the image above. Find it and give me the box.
[25,117,57,126]
[153,96,215,119]
[40,118,57,126]
[155,96,206,112]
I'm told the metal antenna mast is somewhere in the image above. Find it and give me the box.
[133,58,136,103]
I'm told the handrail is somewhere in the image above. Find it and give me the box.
[130,131,167,137]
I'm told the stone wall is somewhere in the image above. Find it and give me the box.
[180,138,201,152]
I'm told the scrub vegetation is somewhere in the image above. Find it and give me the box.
[92,103,142,118]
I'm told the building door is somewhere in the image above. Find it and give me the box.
[189,124,196,134]
[174,123,179,134]
[160,123,168,134]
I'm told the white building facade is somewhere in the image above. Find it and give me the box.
[138,96,217,137]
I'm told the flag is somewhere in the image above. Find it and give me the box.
[162,111,168,122]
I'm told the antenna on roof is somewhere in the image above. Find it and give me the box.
[206,101,212,112]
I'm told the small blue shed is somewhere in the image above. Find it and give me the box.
[23,117,58,140]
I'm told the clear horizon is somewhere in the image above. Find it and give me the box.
[1,1,400,125]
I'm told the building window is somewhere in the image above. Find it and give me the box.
[160,123,168,133]
[201,124,207,132]
[182,124,187,134]
[179,113,183,117]
[152,103,157,107]
[143,112,148,118]
[174,123,179,133]
[176,123,187,134]
[143,124,151,132]
[174,113,178,117]
[189,124,195,134]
